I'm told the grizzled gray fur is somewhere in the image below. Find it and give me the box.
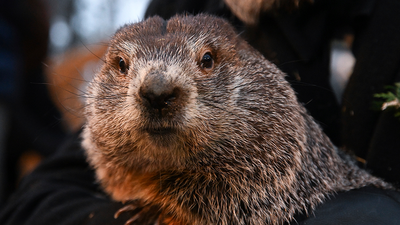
[82,14,389,225]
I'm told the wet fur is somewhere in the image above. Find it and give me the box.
[82,14,388,224]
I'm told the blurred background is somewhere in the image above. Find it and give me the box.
[47,0,150,55]
[0,0,150,209]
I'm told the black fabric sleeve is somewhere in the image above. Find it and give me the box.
[0,132,135,225]
[295,186,400,225]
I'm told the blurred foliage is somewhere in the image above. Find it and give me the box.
[372,83,400,118]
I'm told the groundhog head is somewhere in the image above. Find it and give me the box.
[83,14,304,174]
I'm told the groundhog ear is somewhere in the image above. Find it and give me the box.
[235,39,265,59]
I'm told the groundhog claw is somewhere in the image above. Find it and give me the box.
[115,202,161,225]
[114,204,138,219]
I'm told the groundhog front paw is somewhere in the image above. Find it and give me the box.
[114,201,161,225]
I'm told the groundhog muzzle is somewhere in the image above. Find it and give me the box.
[82,14,389,225]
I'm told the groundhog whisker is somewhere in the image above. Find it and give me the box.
[80,41,107,64]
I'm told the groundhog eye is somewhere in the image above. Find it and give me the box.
[200,52,214,69]
[119,58,128,74]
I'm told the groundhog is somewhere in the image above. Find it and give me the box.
[82,14,389,225]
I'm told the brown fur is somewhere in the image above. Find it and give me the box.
[82,14,389,224]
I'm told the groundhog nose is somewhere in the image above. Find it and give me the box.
[139,73,181,111]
